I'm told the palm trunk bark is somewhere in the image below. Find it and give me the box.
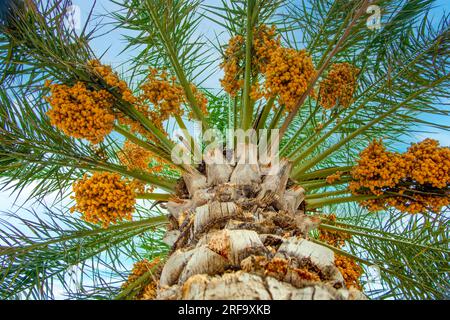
[156,144,365,300]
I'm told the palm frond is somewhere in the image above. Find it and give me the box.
[0,88,176,206]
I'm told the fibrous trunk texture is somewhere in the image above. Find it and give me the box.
[157,145,366,300]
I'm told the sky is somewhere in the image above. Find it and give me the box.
[0,0,449,299]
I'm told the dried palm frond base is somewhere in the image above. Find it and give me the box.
[157,144,366,300]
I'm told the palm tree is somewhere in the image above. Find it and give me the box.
[0,0,448,300]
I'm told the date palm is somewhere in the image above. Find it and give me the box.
[0,0,449,300]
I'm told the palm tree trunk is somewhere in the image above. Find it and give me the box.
[156,144,366,300]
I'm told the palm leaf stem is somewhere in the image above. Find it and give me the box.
[310,238,441,297]
[296,165,354,181]
[136,193,172,201]
[288,17,447,163]
[255,97,275,131]
[114,256,164,300]
[321,218,450,249]
[306,194,380,208]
